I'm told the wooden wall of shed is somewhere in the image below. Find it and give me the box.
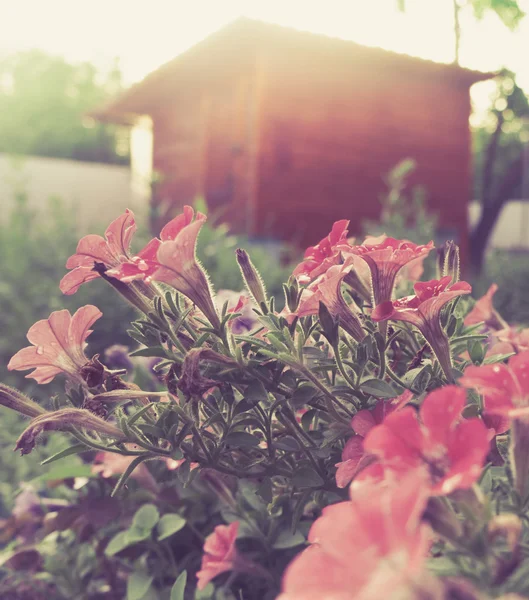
[254,37,473,253]
[150,94,206,228]
[148,32,261,233]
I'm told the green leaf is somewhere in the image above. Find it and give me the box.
[176,459,191,484]
[111,455,152,497]
[133,504,160,531]
[127,571,154,600]
[275,436,300,451]
[483,352,514,364]
[291,384,318,408]
[40,443,88,465]
[105,531,131,557]
[255,478,273,503]
[130,346,168,358]
[244,380,268,405]
[360,378,396,398]
[468,340,485,364]
[292,466,324,488]
[32,463,94,483]
[232,399,255,416]
[157,514,186,540]
[300,409,317,432]
[127,403,158,425]
[273,529,306,549]
[224,432,261,447]
[126,523,155,544]
[170,571,187,600]
[136,424,166,438]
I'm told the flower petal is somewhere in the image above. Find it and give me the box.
[420,386,466,447]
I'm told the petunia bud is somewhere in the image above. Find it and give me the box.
[283,276,302,313]
[318,301,339,346]
[0,384,46,419]
[93,262,154,315]
[15,408,126,455]
[423,496,463,542]
[236,249,267,311]
[438,240,460,285]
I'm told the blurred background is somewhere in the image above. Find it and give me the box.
[1,0,529,595]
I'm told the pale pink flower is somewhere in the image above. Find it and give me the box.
[8,306,102,384]
[107,205,198,283]
[111,206,219,329]
[371,276,471,380]
[293,261,365,341]
[493,327,529,354]
[460,351,529,422]
[280,470,433,600]
[400,254,428,284]
[292,220,351,284]
[362,234,427,286]
[60,210,136,294]
[197,522,240,590]
[363,386,490,496]
[464,284,507,330]
[345,236,435,308]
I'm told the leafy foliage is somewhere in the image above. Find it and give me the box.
[0,50,128,164]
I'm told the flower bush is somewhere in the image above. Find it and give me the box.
[2,206,529,599]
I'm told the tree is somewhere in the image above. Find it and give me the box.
[0,50,129,164]
[470,70,529,271]
[453,0,525,63]
[397,0,525,63]
[397,0,527,272]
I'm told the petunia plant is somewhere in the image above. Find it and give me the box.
[3,207,529,599]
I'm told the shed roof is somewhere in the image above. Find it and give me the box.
[93,17,494,125]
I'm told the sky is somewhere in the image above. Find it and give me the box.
[1,0,529,94]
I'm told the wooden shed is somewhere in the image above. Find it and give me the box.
[94,17,491,251]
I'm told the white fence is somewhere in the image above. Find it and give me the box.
[0,153,149,233]
[1,155,527,250]
[469,200,529,251]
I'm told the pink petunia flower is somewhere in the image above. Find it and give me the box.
[464,284,507,330]
[8,306,102,384]
[363,386,490,496]
[371,276,471,380]
[292,220,351,284]
[110,206,219,329]
[107,205,198,283]
[345,236,434,309]
[60,210,136,294]
[363,234,427,287]
[197,522,240,590]
[335,391,412,488]
[215,290,259,334]
[460,351,529,422]
[293,261,365,341]
[279,469,433,600]
[461,352,529,502]
[492,327,529,355]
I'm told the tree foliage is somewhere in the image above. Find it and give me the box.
[0,50,129,164]
[470,70,529,271]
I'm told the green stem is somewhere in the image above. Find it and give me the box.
[333,342,358,390]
